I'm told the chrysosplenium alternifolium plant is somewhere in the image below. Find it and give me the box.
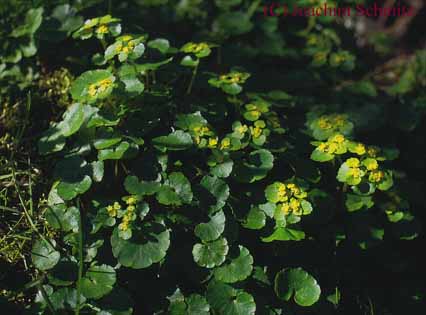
[33,13,408,315]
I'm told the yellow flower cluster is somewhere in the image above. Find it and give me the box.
[118,196,138,232]
[369,170,384,183]
[219,72,246,84]
[317,133,346,154]
[183,42,209,54]
[235,124,248,135]
[192,124,232,151]
[317,114,347,130]
[96,25,108,34]
[250,120,265,139]
[115,36,136,54]
[346,158,363,179]
[107,201,121,218]
[88,78,113,97]
[276,183,308,216]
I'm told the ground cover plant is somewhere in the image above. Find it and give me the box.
[1,0,426,314]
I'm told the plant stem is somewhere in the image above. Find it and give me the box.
[38,282,55,314]
[186,62,199,95]
[75,199,84,315]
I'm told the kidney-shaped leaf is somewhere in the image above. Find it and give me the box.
[207,281,256,315]
[111,221,170,269]
[214,246,253,283]
[192,237,228,268]
[274,267,321,307]
[81,264,116,299]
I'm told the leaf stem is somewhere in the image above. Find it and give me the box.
[186,62,199,95]
[75,199,84,315]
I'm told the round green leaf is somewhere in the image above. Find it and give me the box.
[274,267,321,307]
[192,237,228,268]
[152,130,193,151]
[111,221,170,269]
[71,70,115,103]
[207,281,256,315]
[214,246,253,283]
[31,239,60,271]
[194,210,226,242]
[45,204,80,232]
[81,264,116,299]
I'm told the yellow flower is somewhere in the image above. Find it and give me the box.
[279,203,291,215]
[113,202,121,210]
[354,143,366,155]
[318,117,332,129]
[96,25,108,34]
[369,170,384,182]
[126,196,137,205]
[365,159,378,171]
[331,134,345,143]
[235,125,248,134]
[107,205,117,217]
[250,126,262,138]
[220,138,231,150]
[347,167,362,179]
[121,35,133,42]
[119,222,129,231]
[88,84,97,97]
[115,43,123,53]
[201,126,210,135]
[334,115,346,127]
[314,52,327,62]
[317,143,328,152]
[346,158,360,168]
[208,137,218,148]
[290,198,301,212]
[327,142,338,154]
[194,42,209,53]
[127,205,136,212]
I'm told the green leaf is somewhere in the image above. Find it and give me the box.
[261,228,305,242]
[38,123,66,155]
[243,207,266,230]
[54,156,92,200]
[210,158,234,178]
[124,175,161,196]
[181,55,199,67]
[274,268,321,307]
[195,210,226,242]
[345,194,374,212]
[59,103,85,137]
[152,130,193,151]
[31,239,60,271]
[168,289,210,315]
[207,281,256,315]
[121,76,145,94]
[71,70,115,103]
[45,204,80,232]
[199,175,230,213]
[233,149,274,183]
[81,265,116,299]
[148,38,170,54]
[98,141,130,161]
[214,246,253,283]
[111,221,170,269]
[11,7,43,37]
[192,237,228,268]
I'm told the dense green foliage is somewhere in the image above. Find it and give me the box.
[1,1,426,315]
